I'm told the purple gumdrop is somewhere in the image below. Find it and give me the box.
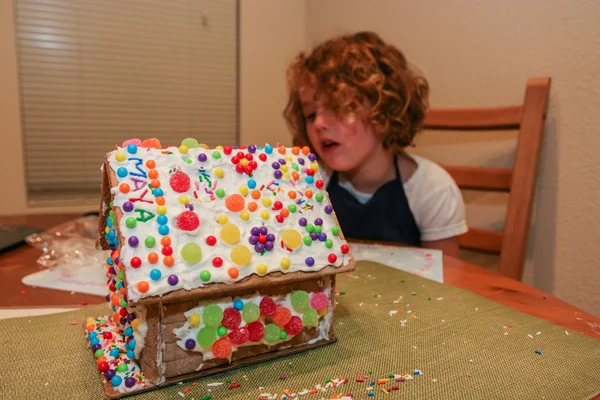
[305,257,315,266]
[115,257,120,265]
[125,377,137,388]
[319,233,327,241]
[298,158,305,165]
[314,218,323,226]
[168,275,179,286]
[109,244,118,250]
[120,317,128,325]
[266,234,275,242]
[254,243,265,253]
[92,343,102,351]
[249,235,258,245]
[265,241,274,251]
[105,294,111,302]
[127,313,135,323]
[271,162,280,170]
[251,227,260,236]
[308,153,317,161]
[310,232,319,240]
[259,226,268,235]
[198,153,207,162]
[274,170,283,179]
[104,369,116,380]
[122,202,134,212]
[299,218,307,226]
[185,339,196,349]
[185,204,194,211]
[248,144,257,153]
[123,294,128,302]
[278,159,286,165]
[324,205,333,214]
[128,236,139,247]
[130,312,137,320]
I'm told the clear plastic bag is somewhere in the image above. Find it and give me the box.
[25,214,108,268]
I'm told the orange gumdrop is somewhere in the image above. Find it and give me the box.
[251,190,261,200]
[137,281,149,293]
[278,146,286,154]
[280,209,290,218]
[142,138,162,149]
[150,179,161,188]
[148,252,159,264]
[212,337,233,359]
[288,191,297,199]
[148,170,159,179]
[292,146,300,155]
[163,256,175,267]
[146,160,156,169]
[119,183,130,194]
[305,190,313,199]
[273,307,292,327]
[225,194,245,213]
[228,267,239,279]
[119,287,127,295]
[87,325,95,333]
[248,202,258,212]
[292,172,300,181]
[161,236,171,246]
[155,196,166,206]
[301,146,310,155]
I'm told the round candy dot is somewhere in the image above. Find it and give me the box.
[228,267,239,278]
[212,337,232,359]
[117,167,128,178]
[178,144,189,154]
[121,202,134,213]
[274,170,283,179]
[150,179,161,188]
[215,215,229,226]
[214,167,224,178]
[167,274,179,286]
[217,326,228,337]
[332,226,340,236]
[125,217,137,228]
[115,152,126,162]
[185,339,196,350]
[261,198,272,207]
[305,190,313,198]
[256,263,267,275]
[177,210,200,231]
[222,308,242,329]
[125,377,137,389]
[291,291,309,312]
[94,349,104,358]
[260,210,270,220]
[180,242,202,264]
[341,244,350,254]
[156,205,167,215]
[280,257,291,270]
[137,281,149,293]
[305,257,315,266]
[251,190,261,200]
[305,176,314,184]
[248,202,258,212]
[156,215,167,225]
[212,151,221,159]
[228,327,249,345]
[116,363,128,373]
[182,137,199,148]
[150,269,161,281]
[128,236,139,247]
[248,179,257,189]
[162,246,173,256]
[324,205,333,214]
[148,252,159,264]
[315,193,324,202]
[220,223,241,245]
[158,225,169,236]
[305,224,315,233]
[308,153,317,161]
[328,254,337,263]
[233,299,244,311]
[298,218,307,226]
[273,307,292,327]
[161,236,171,246]
[240,211,250,221]
[189,313,201,327]
[279,330,288,340]
[239,186,249,197]
[169,171,191,193]
[281,229,302,249]
[246,321,264,342]
[288,204,297,213]
[206,236,217,246]
[303,236,312,246]
[278,146,286,154]
[148,169,159,179]
[260,297,277,316]
[225,194,245,212]
[265,144,273,154]
[231,245,252,266]
[325,239,333,248]
[212,257,223,268]
[163,256,175,267]
[311,292,329,310]
[303,308,319,326]
[202,304,224,328]
[179,196,190,205]
[198,153,207,162]
[130,257,142,268]
[97,361,109,372]
[264,323,280,343]
[200,270,211,282]
[196,326,217,347]
[284,316,303,336]
[111,375,123,387]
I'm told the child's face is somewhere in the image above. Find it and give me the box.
[299,83,382,173]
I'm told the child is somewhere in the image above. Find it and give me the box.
[283,31,467,257]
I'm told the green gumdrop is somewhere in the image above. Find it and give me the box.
[116,363,128,373]
[196,326,217,347]
[217,326,228,337]
[202,304,224,327]
[118,270,125,280]
[181,242,202,264]
[279,330,288,340]
[125,217,137,228]
[314,225,322,234]
[303,236,312,246]
[242,302,260,323]
[315,193,324,202]
[303,308,319,326]
[291,291,309,312]
[292,164,299,171]
[120,300,128,308]
[94,349,104,358]
[288,204,297,213]
[215,188,225,198]
[212,151,221,159]
[325,239,333,249]
[182,137,199,148]
[332,226,340,236]
[184,158,192,164]
[200,270,211,282]
[264,323,280,344]
[305,224,315,233]
[145,236,156,248]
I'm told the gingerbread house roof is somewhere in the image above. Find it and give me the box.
[98,139,355,306]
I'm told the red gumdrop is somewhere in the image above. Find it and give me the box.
[249,161,258,170]
[169,172,190,193]
[177,211,200,231]
[244,166,253,175]
[97,361,109,372]
[284,316,303,336]
[247,321,265,342]
[273,307,292,327]
[223,146,233,155]
[275,215,284,223]
[212,337,233,359]
[235,164,245,174]
[228,327,249,345]
[310,292,329,310]
[259,153,267,162]
[221,308,242,330]
[259,297,277,317]
[103,332,113,339]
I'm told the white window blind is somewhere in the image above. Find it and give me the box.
[15,0,238,201]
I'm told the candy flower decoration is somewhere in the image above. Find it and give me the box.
[249,226,275,253]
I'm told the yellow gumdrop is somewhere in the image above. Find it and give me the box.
[285,156,293,162]
[283,172,291,179]
[157,206,167,215]
[282,229,302,249]
[220,223,241,245]
[231,245,252,266]
[115,152,126,162]
[214,167,224,178]
[179,196,190,205]
[215,145,224,151]
[179,145,189,154]
[281,165,289,173]
[260,210,270,220]
[310,162,319,171]
[189,313,201,328]
[240,211,250,221]
[280,257,291,270]
[217,214,229,225]
[239,186,249,196]
[131,318,139,331]
[240,158,249,167]
[86,317,95,325]
[262,198,272,207]
[256,264,268,275]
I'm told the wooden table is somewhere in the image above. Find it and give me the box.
[2,213,600,340]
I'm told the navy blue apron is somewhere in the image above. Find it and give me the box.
[326,155,421,246]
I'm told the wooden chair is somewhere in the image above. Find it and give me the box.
[423,77,551,280]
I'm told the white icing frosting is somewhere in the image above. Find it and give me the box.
[107,145,351,301]
[173,289,331,361]
[131,306,147,359]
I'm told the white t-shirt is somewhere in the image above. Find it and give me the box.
[320,153,468,242]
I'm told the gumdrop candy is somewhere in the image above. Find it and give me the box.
[228,327,249,345]
[247,321,265,342]
[170,172,191,193]
[202,304,224,328]
[259,297,277,317]
[142,138,161,149]
[177,211,200,231]
[264,323,281,344]
[291,290,309,312]
[122,138,142,148]
[212,337,233,359]
[302,308,319,326]
[242,302,260,323]
[310,292,329,310]
[284,316,303,336]
[196,326,217,347]
[273,307,292,327]
[222,307,242,330]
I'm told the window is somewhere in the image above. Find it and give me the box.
[15,0,238,201]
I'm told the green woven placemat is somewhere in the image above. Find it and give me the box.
[2,261,599,400]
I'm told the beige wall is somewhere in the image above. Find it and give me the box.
[306,0,600,316]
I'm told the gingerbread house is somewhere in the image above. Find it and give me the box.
[86,138,355,398]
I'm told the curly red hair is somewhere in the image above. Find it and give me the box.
[284,31,429,153]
